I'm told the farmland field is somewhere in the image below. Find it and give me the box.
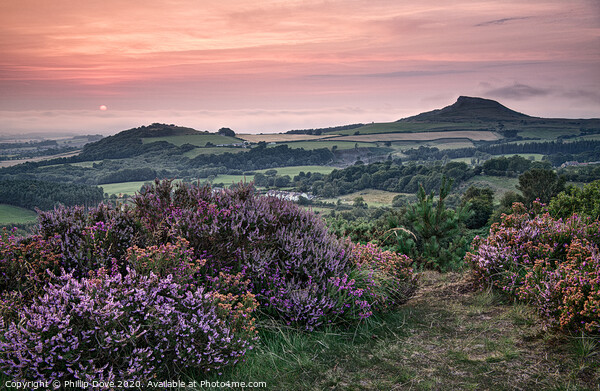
[0,151,82,168]
[273,140,375,150]
[101,181,158,196]
[335,130,500,142]
[142,134,241,147]
[332,121,488,135]
[182,147,245,158]
[210,165,338,186]
[462,175,520,199]
[517,126,580,140]
[236,134,332,143]
[332,189,407,207]
[0,204,38,224]
[255,165,337,176]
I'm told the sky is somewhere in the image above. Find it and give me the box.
[0,0,599,136]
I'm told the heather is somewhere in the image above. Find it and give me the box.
[466,202,600,333]
[0,267,257,382]
[0,180,417,382]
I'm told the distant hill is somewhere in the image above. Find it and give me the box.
[79,123,202,160]
[326,96,600,137]
[400,96,531,123]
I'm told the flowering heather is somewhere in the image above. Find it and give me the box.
[37,203,141,276]
[466,202,600,333]
[0,268,257,382]
[0,229,64,321]
[346,243,418,313]
[1,179,417,383]
[133,180,374,329]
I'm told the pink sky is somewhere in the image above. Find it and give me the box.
[0,0,599,135]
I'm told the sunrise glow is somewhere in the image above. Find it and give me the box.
[0,0,598,134]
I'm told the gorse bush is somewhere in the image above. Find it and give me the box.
[466,202,600,333]
[348,243,418,313]
[1,180,416,382]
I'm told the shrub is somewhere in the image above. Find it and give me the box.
[36,204,141,276]
[466,202,600,333]
[347,243,417,312]
[0,229,64,322]
[0,268,257,382]
[133,180,368,329]
[549,180,600,220]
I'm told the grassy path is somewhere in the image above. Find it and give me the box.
[205,271,599,390]
[384,271,599,390]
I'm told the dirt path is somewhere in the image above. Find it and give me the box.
[390,271,599,390]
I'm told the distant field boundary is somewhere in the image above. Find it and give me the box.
[236,134,336,143]
[334,130,500,142]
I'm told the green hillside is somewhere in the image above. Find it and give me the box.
[0,204,38,224]
[142,133,241,147]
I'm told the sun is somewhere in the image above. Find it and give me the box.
[99,105,108,111]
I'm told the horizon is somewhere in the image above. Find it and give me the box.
[1,0,599,136]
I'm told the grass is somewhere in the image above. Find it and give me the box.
[195,271,598,390]
[255,165,337,176]
[462,175,520,199]
[210,166,338,186]
[101,180,160,196]
[333,121,488,135]
[272,141,375,150]
[518,127,580,140]
[183,147,245,158]
[0,204,37,224]
[236,134,335,143]
[327,189,407,207]
[334,130,500,143]
[99,166,337,195]
[141,134,241,147]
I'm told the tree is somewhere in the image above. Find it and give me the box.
[353,196,367,209]
[461,186,494,229]
[406,177,471,270]
[549,180,600,219]
[517,168,566,205]
[217,127,236,137]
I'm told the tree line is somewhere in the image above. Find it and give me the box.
[0,179,104,210]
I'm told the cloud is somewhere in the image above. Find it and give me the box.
[0,107,408,136]
[484,83,550,100]
[475,17,531,27]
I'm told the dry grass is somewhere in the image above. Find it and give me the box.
[333,189,406,207]
[0,151,81,168]
[334,131,500,142]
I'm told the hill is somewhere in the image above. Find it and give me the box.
[400,96,531,123]
[78,123,234,160]
[327,96,600,137]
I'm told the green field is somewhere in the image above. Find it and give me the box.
[100,181,158,196]
[273,140,375,150]
[0,204,38,224]
[463,175,520,199]
[142,134,242,147]
[256,165,337,176]
[517,127,580,140]
[327,189,409,207]
[71,160,102,168]
[183,147,245,158]
[333,121,488,135]
[210,165,338,186]
[452,153,545,165]
[100,166,338,193]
